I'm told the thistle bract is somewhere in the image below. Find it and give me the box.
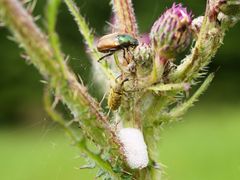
[134,42,152,65]
[191,16,204,37]
[219,0,240,16]
[150,3,192,58]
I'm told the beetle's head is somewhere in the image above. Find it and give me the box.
[131,38,139,47]
[118,34,139,47]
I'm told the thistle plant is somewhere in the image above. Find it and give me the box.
[0,0,239,179]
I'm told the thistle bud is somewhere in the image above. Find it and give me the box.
[150,3,192,59]
[134,42,153,76]
[134,42,152,64]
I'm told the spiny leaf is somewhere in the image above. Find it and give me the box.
[169,73,214,119]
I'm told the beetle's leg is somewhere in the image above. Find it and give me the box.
[126,47,136,63]
[131,46,137,62]
[123,48,126,59]
[122,48,130,64]
[98,52,114,62]
[126,48,131,63]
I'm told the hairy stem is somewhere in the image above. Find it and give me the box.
[43,87,118,178]
[170,0,225,82]
[111,0,138,36]
[0,0,125,176]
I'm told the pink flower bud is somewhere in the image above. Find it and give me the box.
[150,3,192,58]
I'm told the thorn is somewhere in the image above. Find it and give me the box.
[107,109,111,117]
[0,22,5,27]
[65,118,78,127]
[64,55,70,63]
[99,92,107,107]
[73,155,82,159]
[34,15,41,21]
[51,95,60,109]
[7,35,17,42]
[80,153,87,158]
[121,169,132,176]
[20,53,30,60]
[79,162,96,169]
[77,74,84,85]
[39,80,48,84]
[105,21,120,32]
[95,169,106,178]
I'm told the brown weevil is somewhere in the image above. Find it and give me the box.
[108,78,129,111]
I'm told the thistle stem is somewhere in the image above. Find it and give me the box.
[0,0,126,176]
[43,87,118,178]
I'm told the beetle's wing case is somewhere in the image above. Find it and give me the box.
[97,33,120,53]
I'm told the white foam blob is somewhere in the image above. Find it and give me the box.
[118,128,149,169]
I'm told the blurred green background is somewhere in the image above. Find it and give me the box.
[0,0,240,179]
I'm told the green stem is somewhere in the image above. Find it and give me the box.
[148,82,189,92]
[0,0,125,177]
[170,1,226,82]
[46,0,67,78]
[169,73,214,119]
[43,88,118,178]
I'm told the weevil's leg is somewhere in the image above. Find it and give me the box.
[147,82,191,92]
[113,118,122,132]
[98,52,114,62]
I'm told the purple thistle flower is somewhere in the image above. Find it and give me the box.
[150,3,192,59]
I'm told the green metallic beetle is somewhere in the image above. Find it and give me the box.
[97,33,139,61]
